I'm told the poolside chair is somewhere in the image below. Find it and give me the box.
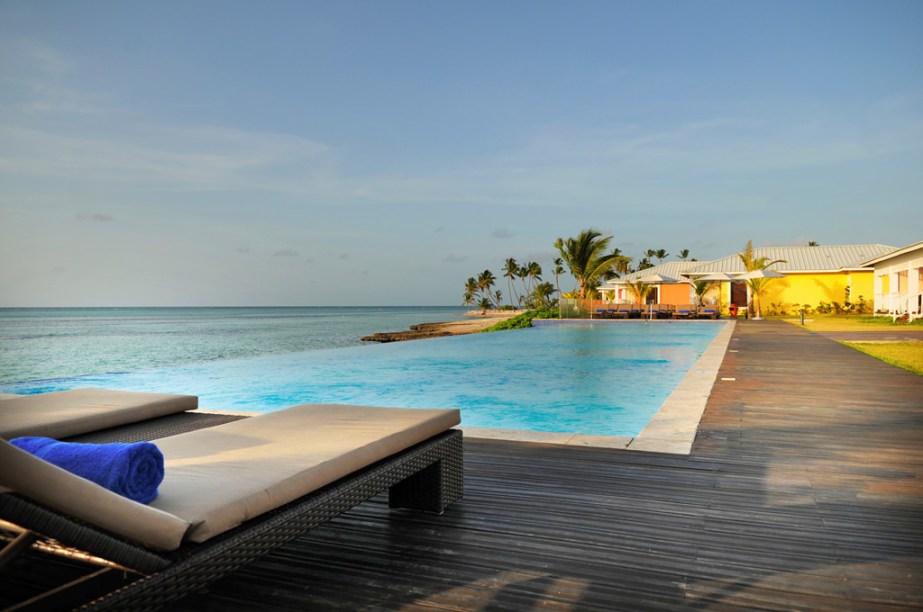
[697,306,718,319]
[644,304,666,319]
[0,403,462,610]
[613,304,631,319]
[673,304,695,319]
[657,304,675,319]
[0,388,198,440]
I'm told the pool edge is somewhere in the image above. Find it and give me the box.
[627,320,736,454]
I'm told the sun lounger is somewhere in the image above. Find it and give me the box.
[0,403,462,610]
[697,307,718,319]
[595,304,628,319]
[656,304,674,319]
[613,304,630,318]
[642,304,668,319]
[594,307,623,319]
[673,304,696,318]
[0,388,198,440]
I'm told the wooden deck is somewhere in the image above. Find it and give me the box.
[168,321,922,611]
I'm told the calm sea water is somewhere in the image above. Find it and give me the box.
[0,309,723,437]
[0,307,467,386]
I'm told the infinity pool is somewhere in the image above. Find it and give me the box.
[3,322,725,437]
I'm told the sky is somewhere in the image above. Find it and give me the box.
[1,0,921,307]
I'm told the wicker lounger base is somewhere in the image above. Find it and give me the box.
[1,429,463,611]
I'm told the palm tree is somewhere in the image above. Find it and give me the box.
[533,282,556,309]
[808,241,819,246]
[654,249,669,264]
[625,280,652,305]
[636,257,654,271]
[737,240,786,319]
[612,248,632,276]
[463,277,479,307]
[476,270,502,309]
[516,262,530,309]
[554,229,629,300]
[691,279,714,307]
[678,249,690,261]
[477,269,496,294]
[527,261,542,295]
[519,261,542,308]
[552,257,565,296]
[502,258,520,308]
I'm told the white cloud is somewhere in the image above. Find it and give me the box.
[0,123,332,192]
[1,40,117,115]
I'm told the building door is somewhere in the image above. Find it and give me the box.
[731,281,748,306]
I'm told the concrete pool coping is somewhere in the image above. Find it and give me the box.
[201,320,736,455]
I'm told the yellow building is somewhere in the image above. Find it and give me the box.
[685,244,895,315]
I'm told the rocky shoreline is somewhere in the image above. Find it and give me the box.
[361,312,520,343]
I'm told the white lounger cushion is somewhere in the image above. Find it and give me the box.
[151,404,460,543]
[1,404,459,551]
[0,388,198,439]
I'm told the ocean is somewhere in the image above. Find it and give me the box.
[0,306,468,386]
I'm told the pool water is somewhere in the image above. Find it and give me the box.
[4,322,724,437]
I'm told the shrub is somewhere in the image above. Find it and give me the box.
[482,308,558,332]
[767,302,786,316]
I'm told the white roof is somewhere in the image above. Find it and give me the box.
[860,241,923,267]
[686,244,896,274]
[601,261,698,286]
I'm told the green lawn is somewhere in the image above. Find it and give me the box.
[841,341,923,376]
[784,315,923,332]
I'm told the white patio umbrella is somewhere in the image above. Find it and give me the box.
[736,269,785,279]
[735,269,786,319]
[697,272,739,281]
[636,273,680,284]
[693,272,738,314]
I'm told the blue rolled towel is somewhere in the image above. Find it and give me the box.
[10,437,165,504]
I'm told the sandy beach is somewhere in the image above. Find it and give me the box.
[361,311,521,342]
